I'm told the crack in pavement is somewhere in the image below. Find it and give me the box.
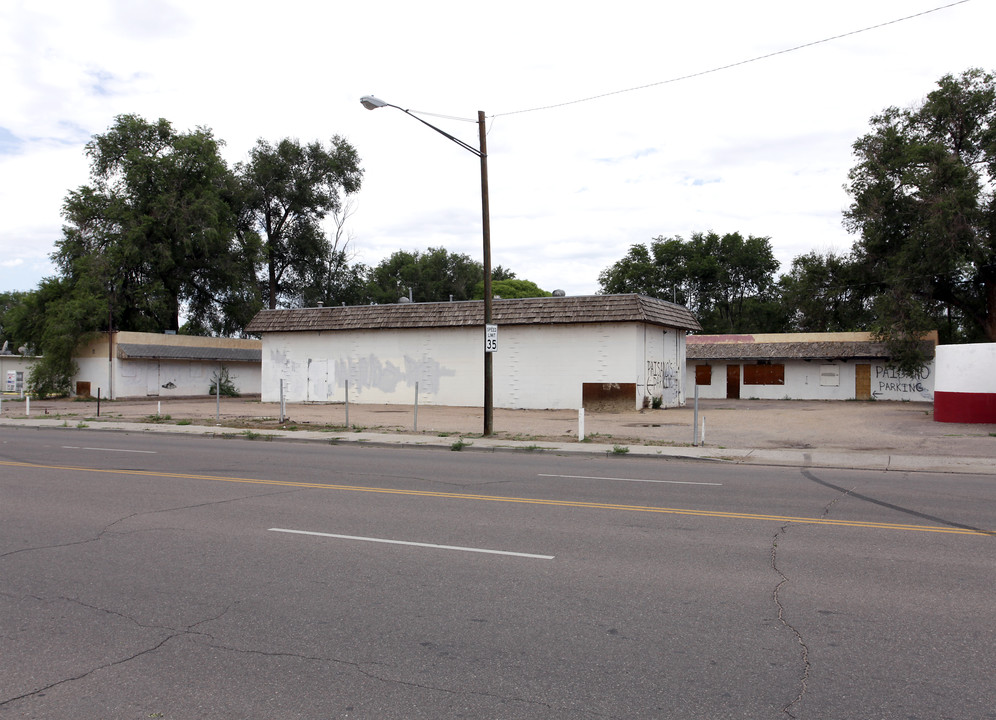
[0,601,239,709]
[0,488,304,561]
[193,641,624,718]
[771,523,810,719]
[772,472,857,719]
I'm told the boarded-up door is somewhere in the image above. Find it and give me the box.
[726,364,741,400]
[855,364,871,400]
[146,361,160,396]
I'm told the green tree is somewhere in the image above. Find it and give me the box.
[238,137,363,309]
[598,231,783,333]
[777,250,873,332]
[365,247,484,304]
[290,203,369,308]
[0,290,28,351]
[844,68,996,372]
[14,115,254,393]
[56,114,247,334]
[3,278,104,395]
[473,278,551,299]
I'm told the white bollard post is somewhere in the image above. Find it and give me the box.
[693,384,699,446]
[701,416,706,445]
[345,379,350,429]
[414,381,419,432]
[578,408,585,442]
[279,379,285,423]
[26,395,30,416]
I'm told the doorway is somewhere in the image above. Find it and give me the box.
[855,364,871,400]
[726,364,741,400]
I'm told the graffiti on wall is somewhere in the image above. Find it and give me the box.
[646,360,679,403]
[873,364,931,398]
[335,354,456,395]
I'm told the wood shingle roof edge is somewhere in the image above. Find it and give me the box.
[245,294,702,333]
[686,340,936,361]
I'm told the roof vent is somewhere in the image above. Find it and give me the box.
[552,289,566,297]
[398,296,412,303]
[316,301,324,307]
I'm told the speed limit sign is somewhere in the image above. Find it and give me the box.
[485,324,498,353]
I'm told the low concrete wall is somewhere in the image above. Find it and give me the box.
[934,343,996,423]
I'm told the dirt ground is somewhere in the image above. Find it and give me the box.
[3,394,994,459]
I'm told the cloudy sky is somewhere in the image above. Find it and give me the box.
[0,0,990,298]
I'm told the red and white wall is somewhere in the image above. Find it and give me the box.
[934,343,996,423]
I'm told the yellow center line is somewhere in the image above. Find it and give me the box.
[2,460,991,537]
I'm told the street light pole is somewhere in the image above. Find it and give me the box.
[477,110,494,437]
[360,96,494,435]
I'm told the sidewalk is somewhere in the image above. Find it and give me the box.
[1,395,993,475]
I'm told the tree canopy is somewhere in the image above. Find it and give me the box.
[56,115,247,334]
[238,137,363,309]
[13,114,253,393]
[844,67,996,370]
[598,232,783,333]
[364,247,485,304]
[776,250,873,333]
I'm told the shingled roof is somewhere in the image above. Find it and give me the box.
[245,294,701,333]
[686,333,936,361]
[687,341,893,360]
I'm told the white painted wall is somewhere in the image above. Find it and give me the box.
[74,354,261,399]
[261,322,689,410]
[686,359,935,401]
[1,355,35,393]
[935,344,996,393]
[70,332,262,399]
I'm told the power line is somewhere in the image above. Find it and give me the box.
[494,0,972,118]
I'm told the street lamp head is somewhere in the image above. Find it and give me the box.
[360,95,389,110]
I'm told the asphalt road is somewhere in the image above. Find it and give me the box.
[1,428,993,720]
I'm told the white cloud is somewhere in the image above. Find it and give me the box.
[0,0,991,298]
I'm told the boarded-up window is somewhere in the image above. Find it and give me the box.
[820,365,840,387]
[695,365,712,385]
[743,364,785,385]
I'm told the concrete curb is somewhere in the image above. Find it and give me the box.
[2,416,993,476]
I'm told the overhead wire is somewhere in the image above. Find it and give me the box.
[493,0,973,118]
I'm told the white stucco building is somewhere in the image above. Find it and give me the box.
[686,332,937,401]
[246,294,701,410]
[74,331,262,400]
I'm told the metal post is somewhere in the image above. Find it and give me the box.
[216,366,221,421]
[693,384,700,446]
[479,110,494,437]
[414,381,419,432]
[578,407,585,442]
[279,379,285,423]
[97,388,101,417]
[345,379,349,428]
